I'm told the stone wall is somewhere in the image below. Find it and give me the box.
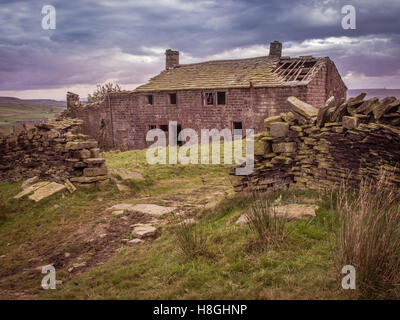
[235,94,400,192]
[64,61,346,151]
[0,118,109,187]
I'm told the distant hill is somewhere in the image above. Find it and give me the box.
[348,89,400,100]
[0,97,66,130]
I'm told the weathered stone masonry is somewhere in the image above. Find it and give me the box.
[64,41,347,150]
[235,94,400,192]
[0,118,109,187]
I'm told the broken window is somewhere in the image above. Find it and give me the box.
[160,125,169,132]
[217,91,226,105]
[204,92,214,105]
[146,95,153,105]
[169,93,177,105]
[149,125,156,130]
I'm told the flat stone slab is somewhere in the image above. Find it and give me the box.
[14,181,50,200]
[21,176,39,190]
[274,204,316,220]
[116,183,130,192]
[288,96,318,118]
[106,203,136,213]
[111,168,144,181]
[235,203,316,224]
[28,182,66,202]
[131,204,175,216]
[127,239,144,245]
[132,225,157,238]
[106,203,175,216]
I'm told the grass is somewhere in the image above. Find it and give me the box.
[0,99,65,130]
[245,192,288,248]
[0,145,352,300]
[37,190,339,299]
[332,172,400,299]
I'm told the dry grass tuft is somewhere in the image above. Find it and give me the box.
[333,171,400,299]
[246,192,287,248]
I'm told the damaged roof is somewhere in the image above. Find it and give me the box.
[134,55,327,92]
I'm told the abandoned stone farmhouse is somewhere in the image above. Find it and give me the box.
[65,41,347,150]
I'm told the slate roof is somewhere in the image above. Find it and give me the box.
[134,55,327,92]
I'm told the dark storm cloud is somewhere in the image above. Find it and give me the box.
[1,0,400,92]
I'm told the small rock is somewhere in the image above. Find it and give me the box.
[68,267,74,273]
[116,183,130,192]
[127,239,144,245]
[64,179,77,194]
[56,280,63,286]
[235,214,248,225]
[72,262,87,268]
[0,255,6,259]
[132,224,157,238]
[178,218,195,226]
[99,233,107,238]
[64,252,71,258]
[112,210,125,216]
[53,204,59,209]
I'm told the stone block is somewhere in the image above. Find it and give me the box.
[272,142,297,153]
[78,149,91,159]
[287,96,318,118]
[263,116,282,128]
[342,116,359,130]
[90,148,100,158]
[83,167,108,177]
[270,122,289,138]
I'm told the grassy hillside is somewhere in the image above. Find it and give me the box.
[0,97,66,130]
[348,88,400,99]
[0,145,350,300]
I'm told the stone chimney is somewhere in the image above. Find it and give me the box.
[269,41,282,57]
[165,49,179,70]
[67,92,80,108]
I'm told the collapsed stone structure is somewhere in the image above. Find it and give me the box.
[235,94,400,192]
[0,118,109,188]
[64,41,346,150]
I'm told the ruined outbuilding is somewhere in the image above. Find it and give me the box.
[64,41,347,150]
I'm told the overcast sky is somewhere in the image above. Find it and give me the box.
[0,0,400,100]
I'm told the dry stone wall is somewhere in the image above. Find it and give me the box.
[0,118,109,187]
[235,93,400,192]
